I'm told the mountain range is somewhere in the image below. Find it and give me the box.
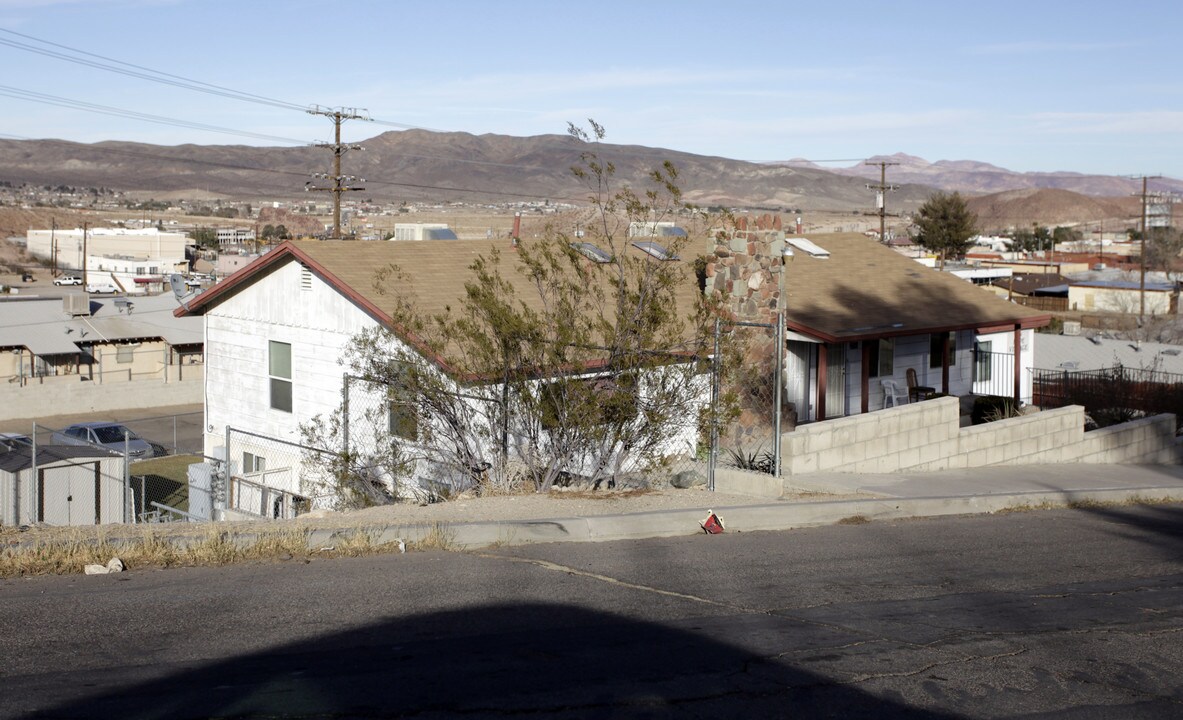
[0,132,1177,222]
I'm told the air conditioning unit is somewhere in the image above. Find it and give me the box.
[63,294,91,316]
[1062,320,1081,336]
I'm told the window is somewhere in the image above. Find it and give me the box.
[116,345,135,363]
[975,341,992,382]
[868,338,894,378]
[388,397,419,441]
[269,341,292,412]
[243,452,266,474]
[930,332,956,368]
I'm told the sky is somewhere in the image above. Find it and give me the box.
[0,0,1181,178]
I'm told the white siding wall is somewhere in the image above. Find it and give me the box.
[202,260,383,456]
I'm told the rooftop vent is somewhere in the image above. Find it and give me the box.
[1062,320,1081,336]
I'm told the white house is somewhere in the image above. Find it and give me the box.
[178,239,704,514]
[708,233,1051,422]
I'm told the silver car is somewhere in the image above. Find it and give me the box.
[51,422,158,458]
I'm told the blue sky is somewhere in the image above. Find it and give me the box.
[1,0,1181,178]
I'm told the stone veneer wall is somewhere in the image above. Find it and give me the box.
[777,396,1181,477]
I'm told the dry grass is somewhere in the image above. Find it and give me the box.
[837,514,871,525]
[0,525,416,578]
[412,522,457,552]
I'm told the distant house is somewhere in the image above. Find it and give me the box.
[0,294,204,419]
[1068,280,1178,315]
[709,233,1051,421]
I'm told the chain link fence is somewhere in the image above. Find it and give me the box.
[3,419,214,527]
[709,318,785,486]
[5,323,794,527]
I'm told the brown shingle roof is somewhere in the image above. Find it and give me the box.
[698,233,1049,342]
[179,239,705,373]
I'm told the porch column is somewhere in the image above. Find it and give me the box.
[940,333,950,394]
[817,344,828,421]
[860,341,871,414]
[1013,324,1022,406]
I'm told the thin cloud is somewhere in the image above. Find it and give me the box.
[1029,111,1183,134]
[967,40,1134,55]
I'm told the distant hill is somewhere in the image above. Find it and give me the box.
[0,131,934,212]
[965,188,1143,232]
[3,132,1176,224]
[782,152,1183,197]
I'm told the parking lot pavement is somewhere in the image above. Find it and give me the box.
[0,403,204,454]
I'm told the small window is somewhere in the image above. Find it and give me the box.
[930,332,956,368]
[243,452,266,474]
[975,341,992,382]
[868,338,894,378]
[116,345,135,363]
[388,398,418,441]
[269,341,292,412]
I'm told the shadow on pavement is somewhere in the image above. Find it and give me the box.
[22,602,954,720]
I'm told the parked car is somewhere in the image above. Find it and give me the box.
[85,283,118,294]
[53,276,82,286]
[21,272,33,282]
[51,422,158,458]
[0,432,32,450]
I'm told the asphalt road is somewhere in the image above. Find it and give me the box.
[2,505,1182,719]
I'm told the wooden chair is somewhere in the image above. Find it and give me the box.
[906,368,936,402]
[881,379,907,408]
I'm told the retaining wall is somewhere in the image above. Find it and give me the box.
[0,376,203,422]
[775,396,1181,478]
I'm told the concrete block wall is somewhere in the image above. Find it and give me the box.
[777,396,1182,478]
[0,375,202,422]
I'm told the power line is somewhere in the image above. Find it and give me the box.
[0,84,311,145]
[0,28,307,112]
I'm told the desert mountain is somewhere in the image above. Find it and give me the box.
[787,152,1183,197]
[0,130,936,212]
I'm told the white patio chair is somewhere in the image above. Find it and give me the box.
[881,379,908,408]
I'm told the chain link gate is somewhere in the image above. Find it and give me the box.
[708,314,785,490]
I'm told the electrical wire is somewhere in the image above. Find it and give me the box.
[0,85,311,145]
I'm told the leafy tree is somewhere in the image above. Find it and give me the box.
[301,121,722,505]
[275,224,290,240]
[261,224,277,240]
[1052,225,1083,247]
[1006,224,1052,254]
[912,191,978,268]
[191,227,218,247]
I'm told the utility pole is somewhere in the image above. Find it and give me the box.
[81,221,88,287]
[865,160,899,243]
[50,217,57,277]
[1131,174,1163,320]
[306,106,370,239]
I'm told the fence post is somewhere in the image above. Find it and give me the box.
[773,312,784,477]
[173,415,178,453]
[708,317,720,492]
[123,431,131,523]
[30,422,38,525]
[342,375,351,458]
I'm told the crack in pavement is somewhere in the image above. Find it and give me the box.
[468,551,752,612]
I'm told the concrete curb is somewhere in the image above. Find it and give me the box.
[297,485,1183,551]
